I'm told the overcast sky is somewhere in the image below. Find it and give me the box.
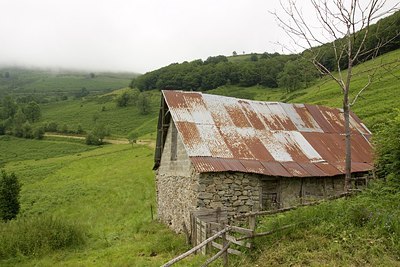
[0,0,397,73]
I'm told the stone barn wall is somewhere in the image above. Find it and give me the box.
[156,122,350,233]
[197,172,262,218]
[156,122,198,233]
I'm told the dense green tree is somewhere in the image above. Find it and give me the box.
[0,121,6,135]
[116,91,131,107]
[86,123,110,145]
[33,126,45,139]
[239,63,260,86]
[0,170,21,221]
[45,121,58,132]
[1,96,17,119]
[277,61,302,92]
[24,101,41,123]
[14,109,27,125]
[137,93,150,115]
[250,53,258,61]
[74,87,89,98]
[61,124,69,133]
[22,122,33,138]
[76,124,84,134]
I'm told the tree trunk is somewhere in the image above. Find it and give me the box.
[343,89,352,191]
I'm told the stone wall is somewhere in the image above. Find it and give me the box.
[197,172,262,218]
[156,121,198,233]
[156,172,198,233]
[156,120,356,233]
[158,121,192,177]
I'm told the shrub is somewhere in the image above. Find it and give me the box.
[85,123,110,146]
[33,126,45,140]
[0,171,20,221]
[22,121,33,139]
[0,121,5,135]
[0,216,86,259]
[61,124,69,134]
[45,121,58,132]
[85,132,102,145]
[76,124,84,134]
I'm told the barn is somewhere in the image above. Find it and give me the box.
[153,90,373,233]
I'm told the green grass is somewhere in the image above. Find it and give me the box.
[0,139,198,266]
[0,135,96,167]
[275,49,400,129]
[0,67,136,100]
[0,216,86,259]
[237,182,400,266]
[39,89,160,138]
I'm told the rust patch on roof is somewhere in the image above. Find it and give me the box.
[305,104,337,133]
[281,162,309,177]
[239,100,266,130]
[225,105,252,128]
[260,161,292,177]
[159,90,374,177]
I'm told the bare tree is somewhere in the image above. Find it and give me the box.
[272,0,399,191]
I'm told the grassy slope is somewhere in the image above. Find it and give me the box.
[242,185,400,266]
[279,49,400,129]
[0,139,207,266]
[39,89,160,138]
[0,67,135,98]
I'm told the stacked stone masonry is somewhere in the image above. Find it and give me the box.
[156,121,361,233]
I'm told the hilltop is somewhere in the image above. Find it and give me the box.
[0,66,137,101]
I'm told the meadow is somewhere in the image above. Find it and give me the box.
[39,88,160,138]
[0,138,208,266]
[0,67,135,100]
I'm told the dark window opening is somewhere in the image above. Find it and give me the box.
[171,124,177,161]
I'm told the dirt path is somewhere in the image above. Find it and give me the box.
[44,133,155,147]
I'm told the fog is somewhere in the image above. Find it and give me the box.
[0,0,397,73]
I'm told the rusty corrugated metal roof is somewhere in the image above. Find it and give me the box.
[159,90,373,177]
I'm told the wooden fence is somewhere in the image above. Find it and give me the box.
[162,192,352,266]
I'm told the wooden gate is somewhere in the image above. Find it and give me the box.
[190,208,253,256]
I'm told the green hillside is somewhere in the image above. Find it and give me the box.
[0,67,136,101]
[210,48,400,131]
[1,138,205,266]
[39,88,160,138]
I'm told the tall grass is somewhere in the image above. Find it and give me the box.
[0,216,86,259]
[242,181,400,266]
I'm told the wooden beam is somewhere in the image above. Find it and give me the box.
[201,242,231,267]
[212,242,242,256]
[161,226,231,267]
[234,192,351,219]
[225,234,252,248]
[236,224,296,241]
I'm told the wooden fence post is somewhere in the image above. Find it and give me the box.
[221,230,228,267]
[248,214,256,249]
